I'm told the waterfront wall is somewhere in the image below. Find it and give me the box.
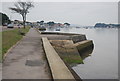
[42,37,77,80]
[40,31,93,81]
[70,35,87,43]
[74,40,93,53]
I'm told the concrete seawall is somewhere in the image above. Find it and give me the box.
[74,40,93,52]
[42,37,76,80]
[41,31,87,42]
[38,30,93,81]
[41,31,80,35]
[70,35,87,43]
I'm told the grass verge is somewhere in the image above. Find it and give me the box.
[1,27,30,62]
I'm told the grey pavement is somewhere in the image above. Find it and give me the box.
[2,28,51,79]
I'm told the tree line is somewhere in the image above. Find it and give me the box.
[37,20,70,27]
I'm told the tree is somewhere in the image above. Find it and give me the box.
[47,21,55,26]
[9,1,34,28]
[64,23,70,27]
[0,12,11,26]
[40,20,44,25]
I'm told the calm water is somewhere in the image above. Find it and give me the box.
[46,27,118,79]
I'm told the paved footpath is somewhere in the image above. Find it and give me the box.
[2,28,51,79]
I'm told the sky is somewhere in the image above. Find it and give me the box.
[0,0,119,26]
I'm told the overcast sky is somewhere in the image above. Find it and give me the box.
[1,1,119,26]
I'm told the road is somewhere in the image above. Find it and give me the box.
[2,26,17,31]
